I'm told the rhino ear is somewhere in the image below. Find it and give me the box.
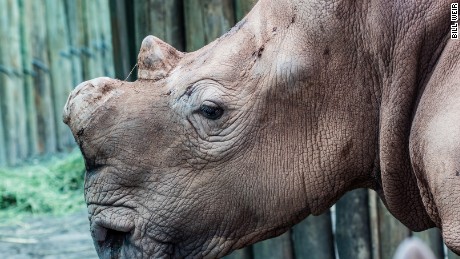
[137,36,183,80]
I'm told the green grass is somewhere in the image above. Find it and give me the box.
[0,149,86,221]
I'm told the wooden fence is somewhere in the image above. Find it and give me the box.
[0,0,458,258]
[0,0,114,166]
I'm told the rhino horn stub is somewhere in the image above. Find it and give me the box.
[137,36,183,81]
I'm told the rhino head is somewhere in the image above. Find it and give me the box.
[63,0,460,258]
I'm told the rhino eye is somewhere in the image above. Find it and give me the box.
[199,102,224,120]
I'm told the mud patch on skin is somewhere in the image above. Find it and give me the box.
[101,83,114,95]
[456,171,459,176]
[252,45,265,58]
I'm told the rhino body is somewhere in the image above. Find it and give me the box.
[63,0,460,258]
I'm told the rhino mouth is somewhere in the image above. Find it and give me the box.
[97,228,128,259]
[91,220,134,259]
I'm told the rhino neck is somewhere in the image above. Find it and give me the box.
[361,0,453,230]
[248,0,452,228]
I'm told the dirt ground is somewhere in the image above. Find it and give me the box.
[0,209,98,259]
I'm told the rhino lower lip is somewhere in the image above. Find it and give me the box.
[91,217,135,252]
[93,223,108,241]
[97,228,128,259]
[92,222,133,259]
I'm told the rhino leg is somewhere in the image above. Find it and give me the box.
[410,40,460,254]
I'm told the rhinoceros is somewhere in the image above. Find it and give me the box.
[63,0,460,258]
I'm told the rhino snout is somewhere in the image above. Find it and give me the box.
[63,77,121,138]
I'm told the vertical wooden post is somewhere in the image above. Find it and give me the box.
[12,0,28,161]
[183,0,235,51]
[291,212,336,259]
[183,0,205,52]
[45,0,74,151]
[413,228,444,258]
[95,0,115,78]
[378,199,411,259]
[335,189,372,259]
[133,0,185,51]
[0,0,27,165]
[223,248,252,259]
[0,0,15,163]
[109,0,136,81]
[448,249,460,259]
[369,190,381,259]
[0,96,5,165]
[18,0,39,157]
[64,0,84,87]
[80,0,104,79]
[29,0,57,154]
[234,0,255,21]
[253,231,294,259]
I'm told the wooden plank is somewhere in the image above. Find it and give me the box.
[449,250,460,259]
[0,0,26,165]
[109,0,136,81]
[29,0,57,154]
[63,0,85,147]
[291,211,336,259]
[234,0,255,21]
[448,246,460,259]
[183,0,205,51]
[335,189,372,259]
[45,0,74,151]
[0,87,5,165]
[91,0,106,78]
[200,0,235,44]
[223,247,252,259]
[413,228,444,258]
[183,0,235,51]
[80,0,104,79]
[369,190,381,259]
[64,0,84,87]
[63,0,85,148]
[18,0,39,157]
[10,0,28,161]
[378,199,411,259]
[252,231,294,259]
[96,0,115,78]
[0,11,5,164]
[0,0,16,164]
[134,0,184,51]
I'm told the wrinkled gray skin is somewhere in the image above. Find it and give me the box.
[63,0,460,258]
